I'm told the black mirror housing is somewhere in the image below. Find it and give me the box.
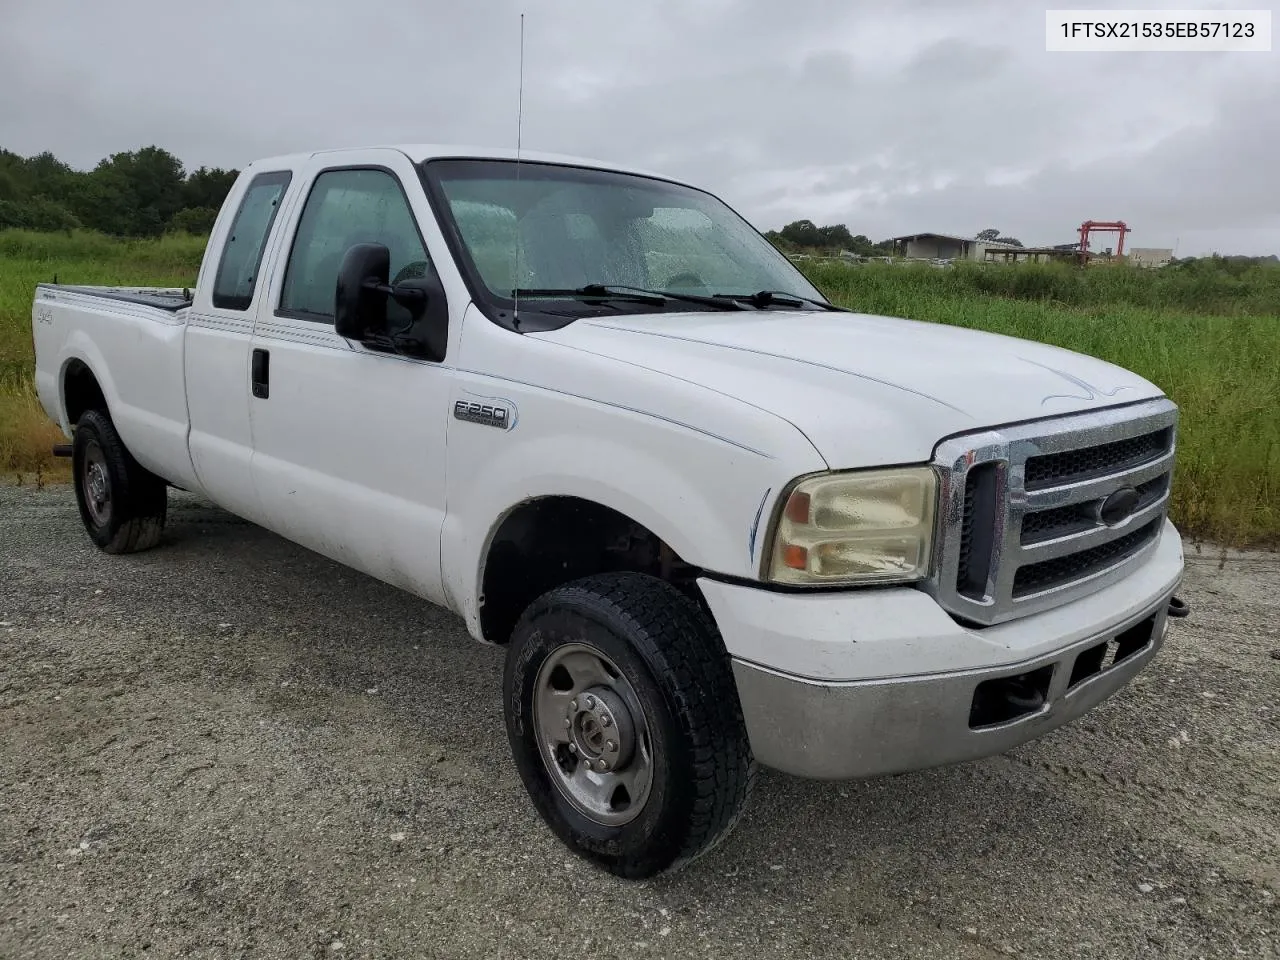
[390,274,449,362]
[335,243,391,339]
[334,242,448,362]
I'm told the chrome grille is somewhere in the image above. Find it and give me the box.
[956,478,977,588]
[1020,474,1168,545]
[927,398,1177,626]
[1013,518,1162,597]
[1024,427,1172,489]
[1018,502,1094,544]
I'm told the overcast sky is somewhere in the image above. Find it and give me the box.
[2,0,1277,255]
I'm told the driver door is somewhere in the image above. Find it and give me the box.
[247,151,452,604]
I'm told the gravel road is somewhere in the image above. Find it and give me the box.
[2,484,1277,959]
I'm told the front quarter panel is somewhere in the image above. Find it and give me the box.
[440,305,827,639]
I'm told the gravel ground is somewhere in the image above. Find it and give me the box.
[1,484,1278,960]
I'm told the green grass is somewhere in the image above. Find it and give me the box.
[1,230,1276,544]
[0,230,204,477]
[805,256,1280,317]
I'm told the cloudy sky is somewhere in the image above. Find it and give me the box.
[2,0,1277,255]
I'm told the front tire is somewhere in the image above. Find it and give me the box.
[504,573,755,878]
[72,409,167,554]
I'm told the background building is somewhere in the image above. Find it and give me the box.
[1128,247,1174,268]
[891,232,1021,261]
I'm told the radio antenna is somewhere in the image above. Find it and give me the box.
[513,12,525,330]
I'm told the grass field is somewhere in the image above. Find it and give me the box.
[1,230,1276,544]
[0,231,204,478]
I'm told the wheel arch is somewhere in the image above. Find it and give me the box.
[475,494,708,646]
[61,356,109,428]
[56,329,123,431]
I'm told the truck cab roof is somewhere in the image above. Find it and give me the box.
[243,144,673,183]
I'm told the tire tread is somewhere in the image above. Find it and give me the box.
[73,409,167,554]
[514,572,756,876]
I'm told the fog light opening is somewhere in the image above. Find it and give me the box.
[969,665,1054,729]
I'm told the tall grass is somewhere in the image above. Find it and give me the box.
[0,229,208,268]
[804,258,1280,317]
[0,230,203,479]
[1,230,1276,544]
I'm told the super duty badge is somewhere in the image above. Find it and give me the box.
[454,397,515,431]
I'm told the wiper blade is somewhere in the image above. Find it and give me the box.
[512,286,664,305]
[587,284,747,311]
[712,290,849,312]
[511,284,746,311]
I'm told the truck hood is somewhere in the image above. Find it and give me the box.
[531,310,1165,467]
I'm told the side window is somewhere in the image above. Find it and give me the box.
[211,171,292,310]
[279,168,431,324]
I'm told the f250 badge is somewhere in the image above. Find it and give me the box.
[454,397,516,431]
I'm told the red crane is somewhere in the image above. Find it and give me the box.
[1078,220,1129,265]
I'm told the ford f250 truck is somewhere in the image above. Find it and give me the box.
[32,145,1188,878]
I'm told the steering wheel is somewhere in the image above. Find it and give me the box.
[392,261,430,285]
[663,271,709,292]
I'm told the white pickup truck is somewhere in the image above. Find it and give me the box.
[32,144,1188,878]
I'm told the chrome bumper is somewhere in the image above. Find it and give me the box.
[731,589,1174,780]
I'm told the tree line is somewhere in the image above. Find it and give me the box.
[0,146,239,237]
[764,220,896,257]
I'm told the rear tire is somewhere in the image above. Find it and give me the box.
[504,572,756,878]
[72,409,167,554]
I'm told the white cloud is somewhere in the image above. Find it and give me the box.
[1,0,1276,254]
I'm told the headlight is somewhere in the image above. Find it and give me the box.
[765,467,937,585]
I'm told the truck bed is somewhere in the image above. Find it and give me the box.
[32,281,200,494]
[39,285,194,311]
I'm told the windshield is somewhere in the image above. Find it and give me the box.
[421,158,826,327]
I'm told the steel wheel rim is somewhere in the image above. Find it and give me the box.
[533,642,654,826]
[82,440,111,527]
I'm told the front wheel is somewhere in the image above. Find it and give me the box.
[504,573,755,878]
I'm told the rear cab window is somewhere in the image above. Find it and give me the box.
[211,171,292,310]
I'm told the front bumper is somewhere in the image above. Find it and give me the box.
[700,519,1183,780]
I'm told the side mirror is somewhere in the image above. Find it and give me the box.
[335,243,391,340]
[388,273,449,363]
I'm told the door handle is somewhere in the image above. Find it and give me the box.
[251,348,270,399]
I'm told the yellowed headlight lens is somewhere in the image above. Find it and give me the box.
[768,467,937,585]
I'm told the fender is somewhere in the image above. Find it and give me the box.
[58,334,121,434]
[441,307,829,641]
[58,324,199,490]
[441,427,819,642]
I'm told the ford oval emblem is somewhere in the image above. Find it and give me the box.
[1097,486,1140,526]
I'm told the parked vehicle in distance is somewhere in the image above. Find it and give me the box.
[32,145,1188,878]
